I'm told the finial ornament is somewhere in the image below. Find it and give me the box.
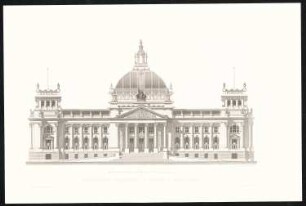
[243,82,247,91]
[36,83,40,91]
[223,82,226,91]
[57,83,60,91]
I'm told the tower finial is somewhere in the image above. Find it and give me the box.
[47,67,49,89]
[233,67,236,89]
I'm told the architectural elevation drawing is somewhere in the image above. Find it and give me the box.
[28,41,254,163]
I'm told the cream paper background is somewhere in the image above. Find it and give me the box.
[4,4,301,203]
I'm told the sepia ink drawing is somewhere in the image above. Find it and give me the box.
[28,40,254,163]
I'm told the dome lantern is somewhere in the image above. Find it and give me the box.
[134,39,148,69]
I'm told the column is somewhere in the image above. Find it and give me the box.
[99,124,103,149]
[125,124,129,153]
[163,124,167,151]
[71,124,74,150]
[249,119,253,149]
[134,124,138,153]
[199,125,203,149]
[144,124,148,152]
[80,124,83,150]
[89,125,92,150]
[180,125,184,149]
[30,123,33,149]
[226,123,229,149]
[54,123,58,150]
[154,124,158,152]
[211,124,214,149]
[240,122,244,149]
[190,125,194,150]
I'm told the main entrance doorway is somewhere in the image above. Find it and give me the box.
[129,138,134,153]
[138,138,144,152]
[148,138,154,153]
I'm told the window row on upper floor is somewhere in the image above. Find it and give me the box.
[65,126,108,135]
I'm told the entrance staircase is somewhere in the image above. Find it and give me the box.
[115,152,169,163]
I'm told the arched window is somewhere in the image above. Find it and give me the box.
[74,137,79,150]
[232,100,236,106]
[227,100,231,106]
[64,137,69,149]
[213,136,219,149]
[238,100,242,106]
[93,137,98,150]
[184,137,189,149]
[83,137,89,149]
[203,136,209,149]
[194,136,199,149]
[175,137,180,149]
[45,139,52,150]
[103,137,108,149]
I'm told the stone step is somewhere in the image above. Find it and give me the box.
[116,152,168,162]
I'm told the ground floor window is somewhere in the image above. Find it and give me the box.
[84,154,88,158]
[185,153,189,157]
[65,154,69,159]
[174,137,180,149]
[194,153,199,158]
[214,154,218,159]
[74,154,78,159]
[103,153,107,157]
[204,153,208,158]
[232,153,238,159]
[103,137,108,149]
[45,154,51,159]
[94,154,98,157]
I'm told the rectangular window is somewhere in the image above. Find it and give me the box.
[51,100,55,107]
[94,154,98,157]
[204,153,208,158]
[65,127,69,134]
[45,154,51,160]
[176,127,180,133]
[65,154,69,159]
[194,126,199,133]
[103,153,108,157]
[148,127,154,134]
[213,126,219,133]
[204,127,209,133]
[232,153,238,159]
[185,153,189,157]
[74,154,78,159]
[214,154,218,159]
[84,127,88,134]
[129,127,134,134]
[74,127,79,134]
[184,127,189,133]
[194,153,199,158]
[46,101,50,107]
[84,154,88,158]
[93,127,98,134]
[138,127,144,133]
[41,101,44,107]
[103,126,108,134]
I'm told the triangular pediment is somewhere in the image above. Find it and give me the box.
[117,107,167,119]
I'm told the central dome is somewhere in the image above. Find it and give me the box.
[115,70,167,89]
[110,40,173,105]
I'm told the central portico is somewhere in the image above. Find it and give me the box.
[116,106,169,153]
